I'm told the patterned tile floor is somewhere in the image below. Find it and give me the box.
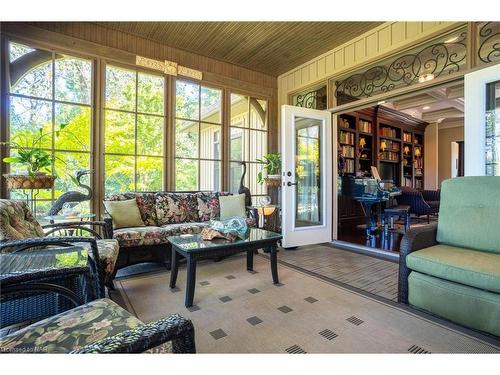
[274,244,399,301]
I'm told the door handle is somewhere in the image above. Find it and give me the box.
[287,181,297,186]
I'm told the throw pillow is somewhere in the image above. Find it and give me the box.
[103,199,145,229]
[219,194,246,220]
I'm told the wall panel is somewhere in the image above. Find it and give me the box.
[278,21,459,112]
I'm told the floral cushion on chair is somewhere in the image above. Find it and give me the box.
[79,239,119,277]
[195,192,230,222]
[104,193,158,226]
[0,199,44,242]
[155,193,199,225]
[0,299,142,353]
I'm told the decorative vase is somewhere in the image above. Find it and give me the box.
[265,175,281,187]
[3,173,56,190]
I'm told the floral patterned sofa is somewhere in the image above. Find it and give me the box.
[104,191,254,280]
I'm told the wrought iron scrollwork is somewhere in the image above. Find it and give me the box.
[335,30,467,100]
[295,86,327,109]
[478,22,500,64]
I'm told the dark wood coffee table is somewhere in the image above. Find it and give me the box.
[168,228,282,308]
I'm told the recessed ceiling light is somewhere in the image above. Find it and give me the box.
[422,106,431,110]
[444,36,459,43]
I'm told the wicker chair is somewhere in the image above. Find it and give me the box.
[0,199,119,294]
[397,187,440,223]
[0,297,196,353]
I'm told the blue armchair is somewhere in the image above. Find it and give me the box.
[397,187,440,223]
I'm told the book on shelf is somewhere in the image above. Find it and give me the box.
[339,118,352,129]
[403,132,412,142]
[379,151,399,161]
[339,131,355,145]
[403,177,413,187]
[415,179,423,189]
[379,127,397,138]
[414,158,423,168]
[341,145,355,158]
[344,159,355,173]
[358,120,372,133]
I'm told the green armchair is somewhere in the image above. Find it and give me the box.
[398,176,500,337]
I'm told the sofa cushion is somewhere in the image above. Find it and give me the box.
[406,244,500,293]
[113,226,171,248]
[195,192,230,222]
[0,298,142,353]
[103,199,145,229]
[0,199,44,241]
[104,192,157,226]
[437,176,500,254]
[161,222,208,235]
[155,192,199,225]
[408,272,500,337]
[219,194,246,220]
[113,223,209,248]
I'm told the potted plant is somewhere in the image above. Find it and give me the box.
[2,130,57,190]
[256,152,282,187]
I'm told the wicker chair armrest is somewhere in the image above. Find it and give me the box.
[0,237,104,298]
[70,314,196,353]
[398,223,438,304]
[102,216,114,238]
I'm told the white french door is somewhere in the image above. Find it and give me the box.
[464,63,500,176]
[281,105,335,248]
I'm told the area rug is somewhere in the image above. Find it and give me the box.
[112,254,499,353]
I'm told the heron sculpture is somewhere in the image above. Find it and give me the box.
[238,162,252,207]
[48,169,93,215]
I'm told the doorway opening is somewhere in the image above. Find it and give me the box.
[335,80,464,253]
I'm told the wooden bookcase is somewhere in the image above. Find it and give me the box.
[337,106,427,228]
[338,105,427,188]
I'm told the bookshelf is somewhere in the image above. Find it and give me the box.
[338,106,427,188]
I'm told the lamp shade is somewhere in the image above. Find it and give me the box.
[359,138,366,148]
[415,147,421,157]
[380,140,387,150]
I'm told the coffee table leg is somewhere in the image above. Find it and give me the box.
[169,248,179,288]
[269,244,279,284]
[185,255,197,308]
[246,250,254,271]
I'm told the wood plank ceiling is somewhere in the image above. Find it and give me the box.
[95,22,382,76]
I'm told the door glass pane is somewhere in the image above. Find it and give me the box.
[486,80,500,176]
[295,117,322,227]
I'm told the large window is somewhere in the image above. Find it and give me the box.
[104,65,166,193]
[7,41,92,216]
[229,94,268,201]
[175,80,222,191]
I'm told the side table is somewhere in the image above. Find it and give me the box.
[0,246,97,328]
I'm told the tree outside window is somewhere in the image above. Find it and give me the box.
[7,41,92,217]
[104,65,166,194]
[175,80,222,191]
